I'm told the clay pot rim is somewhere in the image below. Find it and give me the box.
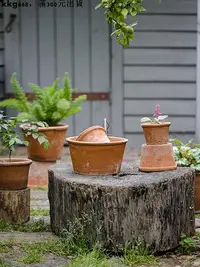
[67,136,128,146]
[0,158,32,166]
[20,123,69,132]
[141,122,171,128]
[77,126,106,141]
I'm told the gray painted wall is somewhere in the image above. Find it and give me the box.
[124,0,197,147]
[3,0,112,138]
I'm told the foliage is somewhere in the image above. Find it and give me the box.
[0,72,87,126]
[171,139,200,173]
[140,104,168,124]
[30,208,49,216]
[178,233,197,254]
[18,252,45,264]
[123,240,157,266]
[96,0,161,47]
[0,111,49,160]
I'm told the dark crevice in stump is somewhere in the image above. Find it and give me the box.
[48,163,195,253]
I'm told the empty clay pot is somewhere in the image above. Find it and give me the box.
[141,122,171,145]
[139,143,177,172]
[21,124,68,162]
[0,158,32,190]
[66,136,128,175]
[195,173,200,211]
[77,126,110,143]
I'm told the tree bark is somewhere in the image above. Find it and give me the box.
[48,163,195,253]
[0,188,30,223]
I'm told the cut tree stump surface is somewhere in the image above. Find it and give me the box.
[0,188,30,223]
[48,163,195,253]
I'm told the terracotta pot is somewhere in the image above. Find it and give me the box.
[21,124,68,162]
[139,143,177,172]
[77,126,110,143]
[195,173,200,211]
[66,136,128,175]
[141,122,171,145]
[0,158,32,190]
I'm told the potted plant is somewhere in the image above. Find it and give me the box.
[0,111,49,190]
[0,72,87,162]
[139,104,177,171]
[171,139,200,210]
[66,125,128,175]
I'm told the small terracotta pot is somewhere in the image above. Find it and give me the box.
[141,122,171,145]
[0,158,32,190]
[77,126,110,143]
[195,173,200,211]
[66,136,128,175]
[21,124,68,162]
[139,143,177,172]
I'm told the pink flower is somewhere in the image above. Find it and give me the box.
[153,104,162,118]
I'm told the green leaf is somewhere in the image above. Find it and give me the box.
[32,133,39,139]
[9,139,15,146]
[38,135,47,145]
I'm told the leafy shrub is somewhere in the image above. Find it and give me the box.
[0,72,87,126]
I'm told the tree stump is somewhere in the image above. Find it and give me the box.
[48,163,195,253]
[0,188,30,223]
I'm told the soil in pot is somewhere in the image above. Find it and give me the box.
[141,122,171,145]
[0,158,32,190]
[66,136,128,175]
[21,124,68,162]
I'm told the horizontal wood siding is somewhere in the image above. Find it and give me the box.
[124,0,197,147]
[3,0,110,136]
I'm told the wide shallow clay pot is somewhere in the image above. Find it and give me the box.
[141,122,171,145]
[77,126,110,143]
[139,143,177,172]
[0,158,32,190]
[195,173,200,211]
[21,124,68,162]
[66,136,128,175]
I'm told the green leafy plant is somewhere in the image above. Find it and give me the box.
[0,72,87,126]
[178,233,197,254]
[140,104,168,124]
[170,139,200,173]
[96,0,161,47]
[0,111,49,160]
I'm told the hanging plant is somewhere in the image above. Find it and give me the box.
[96,0,161,47]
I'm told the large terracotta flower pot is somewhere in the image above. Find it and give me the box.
[66,136,128,175]
[21,124,68,162]
[195,173,200,211]
[139,144,177,172]
[77,126,110,143]
[0,158,32,190]
[141,122,171,145]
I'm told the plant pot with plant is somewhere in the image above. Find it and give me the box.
[171,139,200,211]
[0,72,87,162]
[67,124,128,175]
[139,104,177,172]
[0,111,49,190]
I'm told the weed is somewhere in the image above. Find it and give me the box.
[0,259,8,267]
[32,186,48,191]
[18,251,45,264]
[123,240,158,266]
[30,208,49,216]
[0,218,50,232]
[178,233,197,254]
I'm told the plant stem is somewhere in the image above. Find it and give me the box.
[9,150,12,162]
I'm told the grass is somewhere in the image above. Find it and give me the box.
[30,208,49,216]
[0,218,50,232]
[18,252,45,264]
[32,186,48,191]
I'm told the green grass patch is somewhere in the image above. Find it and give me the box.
[32,186,48,191]
[0,259,8,267]
[0,218,50,232]
[30,208,49,216]
[18,251,45,264]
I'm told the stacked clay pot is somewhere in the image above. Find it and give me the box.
[66,126,128,175]
[139,122,177,172]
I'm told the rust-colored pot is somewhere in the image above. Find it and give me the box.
[141,122,171,145]
[21,124,68,162]
[66,136,128,175]
[139,143,177,172]
[195,173,200,211]
[0,158,32,190]
[77,126,110,143]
